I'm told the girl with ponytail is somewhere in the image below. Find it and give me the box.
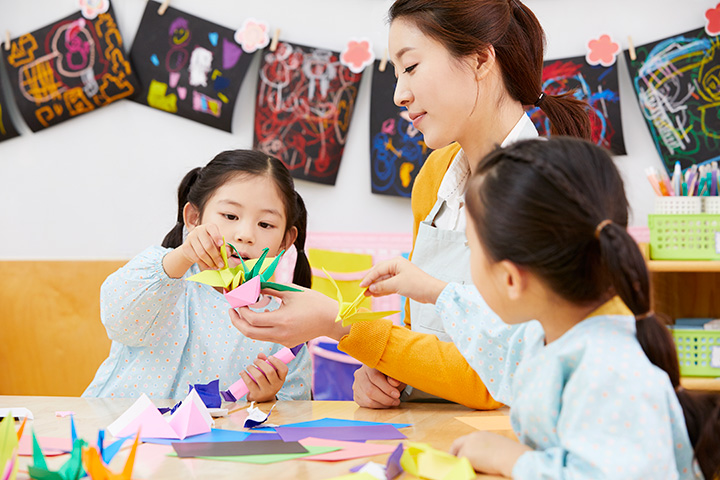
[361,137,717,478]
[84,150,312,403]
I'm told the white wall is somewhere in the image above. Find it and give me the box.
[0,0,715,259]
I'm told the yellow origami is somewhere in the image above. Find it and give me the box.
[0,415,25,480]
[400,442,475,480]
[322,268,398,327]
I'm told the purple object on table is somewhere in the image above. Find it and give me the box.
[385,443,404,479]
[275,425,407,443]
[189,379,222,408]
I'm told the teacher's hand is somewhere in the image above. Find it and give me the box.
[352,365,405,409]
[229,286,349,347]
[360,257,447,305]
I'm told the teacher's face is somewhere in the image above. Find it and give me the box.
[389,18,479,150]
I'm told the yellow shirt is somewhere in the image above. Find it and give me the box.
[338,143,502,410]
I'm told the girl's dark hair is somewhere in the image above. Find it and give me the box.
[162,150,311,288]
[389,0,591,139]
[465,137,720,478]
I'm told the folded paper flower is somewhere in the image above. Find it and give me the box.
[322,268,398,327]
[107,390,214,440]
[187,241,302,308]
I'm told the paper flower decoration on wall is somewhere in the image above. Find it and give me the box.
[78,0,109,20]
[187,240,301,308]
[341,38,375,73]
[323,268,398,327]
[585,34,620,67]
[706,3,720,36]
[234,18,270,53]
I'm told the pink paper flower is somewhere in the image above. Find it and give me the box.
[706,3,720,36]
[234,18,270,53]
[585,34,620,67]
[341,39,375,73]
[78,0,109,20]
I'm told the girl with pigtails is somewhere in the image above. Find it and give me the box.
[84,150,312,402]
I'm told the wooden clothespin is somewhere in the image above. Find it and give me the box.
[158,0,171,15]
[627,35,637,61]
[270,29,280,52]
[4,31,10,51]
[378,48,388,72]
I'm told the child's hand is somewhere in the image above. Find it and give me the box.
[359,257,447,305]
[180,223,226,271]
[449,431,532,477]
[241,352,288,403]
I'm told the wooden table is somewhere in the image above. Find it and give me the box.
[1,397,511,479]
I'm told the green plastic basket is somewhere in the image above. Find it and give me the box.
[648,214,720,260]
[672,328,720,377]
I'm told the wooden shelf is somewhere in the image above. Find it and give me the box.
[648,260,720,272]
[681,376,720,392]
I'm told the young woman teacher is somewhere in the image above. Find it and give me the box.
[231,0,591,409]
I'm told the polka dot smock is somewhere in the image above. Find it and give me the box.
[437,283,701,479]
[83,246,311,401]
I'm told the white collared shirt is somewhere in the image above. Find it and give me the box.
[433,114,539,231]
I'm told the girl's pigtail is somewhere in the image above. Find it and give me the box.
[162,167,201,248]
[291,192,312,288]
[598,222,720,479]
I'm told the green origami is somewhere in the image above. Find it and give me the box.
[28,430,86,480]
[187,240,302,294]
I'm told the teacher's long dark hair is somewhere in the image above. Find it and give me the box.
[466,137,720,479]
[162,150,312,289]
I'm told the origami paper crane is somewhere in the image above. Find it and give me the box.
[107,389,214,440]
[28,418,86,480]
[82,432,139,480]
[322,268,398,327]
[0,414,25,480]
[187,240,302,308]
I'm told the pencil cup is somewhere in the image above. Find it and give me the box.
[654,197,702,214]
[702,197,720,214]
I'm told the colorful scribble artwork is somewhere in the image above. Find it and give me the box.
[527,54,626,155]
[1,5,137,132]
[254,41,363,185]
[0,75,20,142]
[625,27,720,173]
[130,1,254,132]
[370,60,431,197]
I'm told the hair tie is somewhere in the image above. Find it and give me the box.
[534,92,546,107]
[594,219,612,239]
[635,310,654,321]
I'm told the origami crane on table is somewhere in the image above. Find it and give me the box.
[322,268,399,327]
[187,240,301,308]
[27,416,136,480]
[0,414,26,480]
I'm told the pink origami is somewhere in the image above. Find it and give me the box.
[224,276,261,308]
[706,3,720,36]
[585,34,620,67]
[107,390,213,440]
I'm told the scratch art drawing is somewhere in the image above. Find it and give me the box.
[254,41,363,185]
[1,5,137,132]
